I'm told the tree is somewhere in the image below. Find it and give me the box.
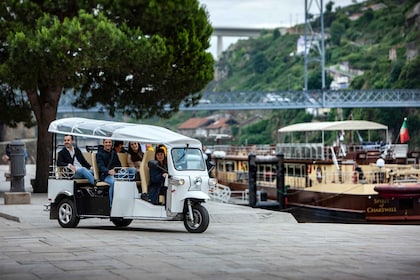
[0,0,214,192]
[330,21,345,46]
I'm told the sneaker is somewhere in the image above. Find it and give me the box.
[140,193,149,201]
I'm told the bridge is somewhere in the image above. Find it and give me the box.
[58,89,420,113]
[212,27,283,57]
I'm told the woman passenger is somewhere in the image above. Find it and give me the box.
[127,141,144,169]
[148,148,168,204]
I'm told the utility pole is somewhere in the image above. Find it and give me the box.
[304,0,325,91]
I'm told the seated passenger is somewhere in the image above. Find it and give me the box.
[113,140,127,153]
[148,148,168,204]
[128,141,143,181]
[156,144,167,155]
[96,139,136,207]
[127,141,144,169]
[57,135,95,186]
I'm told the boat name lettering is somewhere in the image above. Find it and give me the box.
[373,198,389,205]
[366,207,397,213]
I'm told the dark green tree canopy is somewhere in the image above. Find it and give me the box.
[1,0,214,120]
[0,0,214,192]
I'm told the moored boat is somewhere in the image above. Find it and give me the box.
[210,120,420,224]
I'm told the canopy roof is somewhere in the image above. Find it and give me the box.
[278,120,388,133]
[48,117,202,148]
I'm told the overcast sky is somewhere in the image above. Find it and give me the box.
[199,0,364,57]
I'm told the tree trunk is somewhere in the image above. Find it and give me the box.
[0,124,4,141]
[26,87,60,193]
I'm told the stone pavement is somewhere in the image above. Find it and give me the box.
[1,165,420,279]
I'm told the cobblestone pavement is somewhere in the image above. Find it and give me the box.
[1,165,420,280]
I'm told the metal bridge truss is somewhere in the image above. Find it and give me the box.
[181,89,420,111]
[58,89,420,113]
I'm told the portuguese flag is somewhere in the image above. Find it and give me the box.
[399,118,410,143]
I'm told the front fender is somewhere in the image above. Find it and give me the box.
[50,191,74,220]
[183,191,210,201]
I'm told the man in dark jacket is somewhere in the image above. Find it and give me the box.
[96,138,136,207]
[57,135,95,185]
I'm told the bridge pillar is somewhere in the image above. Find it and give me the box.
[217,35,223,58]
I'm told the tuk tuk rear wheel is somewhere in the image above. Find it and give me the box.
[111,218,133,227]
[57,198,80,228]
[184,203,209,233]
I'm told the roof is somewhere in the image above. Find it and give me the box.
[178,118,213,129]
[278,120,388,133]
[206,118,237,129]
[48,117,202,148]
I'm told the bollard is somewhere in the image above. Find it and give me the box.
[260,188,267,201]
[276,153,285,209]
[10,139,26,192]
[248,153,257,207]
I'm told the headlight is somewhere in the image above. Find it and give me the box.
[169,177,185,186]
[193,176,202,186]
[208,178,217,187]
[190,176,203,191]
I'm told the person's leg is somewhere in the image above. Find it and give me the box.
[148,185,159,204]
[74,167,95,185]
[104,175,115,207]
[128,167,137,180]
[115,167,137,181]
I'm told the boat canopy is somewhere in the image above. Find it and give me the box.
[48,117,202,148]
[278,120,387,133]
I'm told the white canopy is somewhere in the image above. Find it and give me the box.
[48,117,202,148]
[278,120,388,133]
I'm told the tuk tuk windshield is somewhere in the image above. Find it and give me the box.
[172,148,206,171]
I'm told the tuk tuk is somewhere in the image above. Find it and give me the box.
[46,117,216,233]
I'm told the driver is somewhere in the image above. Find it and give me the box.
[148,148,168,205]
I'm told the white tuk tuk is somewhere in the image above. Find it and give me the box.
[46,117,216,233]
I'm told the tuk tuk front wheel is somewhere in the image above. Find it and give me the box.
[57,198,80,228]
[183,203,209,233]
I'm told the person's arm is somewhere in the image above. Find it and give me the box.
[75,148,91,169]
[96,152,109,175]
[57,149,69,167]
[112,153,122,168]
[127,154,134,167]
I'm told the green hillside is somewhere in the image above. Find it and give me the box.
[143,0,420,149]
[201,0,420,148]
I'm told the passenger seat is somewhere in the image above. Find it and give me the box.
[91,152,110,187]
[139,150,155,194]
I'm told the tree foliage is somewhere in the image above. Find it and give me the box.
[0,0,214,192]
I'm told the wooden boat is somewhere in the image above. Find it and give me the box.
[210,120,420,224]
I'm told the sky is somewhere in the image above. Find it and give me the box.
[198,0,364,57]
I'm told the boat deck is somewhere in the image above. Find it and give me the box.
[301,182,377,195]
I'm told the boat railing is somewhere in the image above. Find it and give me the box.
[209,144,276,156]
[276,142,392,162]
[276,143,325,160]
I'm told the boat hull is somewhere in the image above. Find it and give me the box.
[220,179,420,224]
[286,186,420,224]
[210,138,420,224]
[285,203,366,223]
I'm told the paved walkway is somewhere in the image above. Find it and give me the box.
[1,165,420,279]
